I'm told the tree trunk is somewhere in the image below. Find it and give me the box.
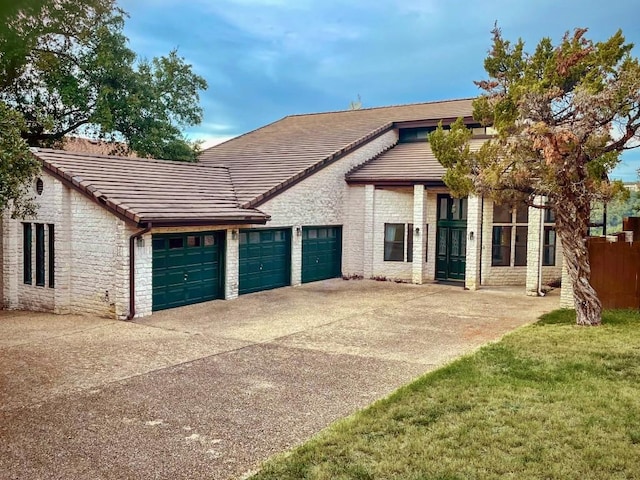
[554,197,602,326]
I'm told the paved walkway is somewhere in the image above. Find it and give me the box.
[0,280,559,479]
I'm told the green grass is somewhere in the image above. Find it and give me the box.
[251,309,640,480]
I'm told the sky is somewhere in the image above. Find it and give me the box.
[118,0,640,181]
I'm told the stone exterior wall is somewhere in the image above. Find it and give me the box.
[2,174,132,318]
[370,187,414,281]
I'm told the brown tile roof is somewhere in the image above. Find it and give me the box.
[198,98,474,207]
[35,149,268,226]
[346,138,487,185]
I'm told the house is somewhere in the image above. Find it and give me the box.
[0,98,562,319]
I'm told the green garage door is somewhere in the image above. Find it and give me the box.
[239,229,291,295]
[152,231,224,311]
[302,226,342,283]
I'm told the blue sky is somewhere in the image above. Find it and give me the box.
[118,0,640,181]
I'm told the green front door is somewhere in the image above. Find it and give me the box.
[239,228,291,294]
[152,231,224,311]
[302,226,342,283]
[436,195,467,282]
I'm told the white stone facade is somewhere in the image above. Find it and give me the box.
[2,174,133,318]
[2,129,561,319]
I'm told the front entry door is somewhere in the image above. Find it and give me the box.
[436,194,467,282]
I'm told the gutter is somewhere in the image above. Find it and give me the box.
[127,222,152,321]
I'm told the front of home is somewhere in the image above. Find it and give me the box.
[0,98,563,319]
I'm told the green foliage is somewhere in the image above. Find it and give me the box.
[0,102,40,217]
[0,0,207,161]
[591,189,640,234]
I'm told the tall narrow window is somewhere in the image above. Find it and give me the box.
[543,227,556,266]
[48,224,55,288]
[492,226,512,266]
[406,224,414,262]
[36,223,45,286]
[23,223,32,284]
[384,223,405,261]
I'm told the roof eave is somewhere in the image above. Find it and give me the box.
[345,178,447,187]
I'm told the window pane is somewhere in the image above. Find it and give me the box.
[169,238,183,249]
[492,226,511,266]
[23,223,32,285]
[318,228,327,239]
[493,203,512,223]
[204,235,215,246]
[152,238,165,250]
[36,223,45,287]
[384,224,405,261]
[48,224,55,288]
[187,235,201,247]
[514,226,528,266]
[439,197,448,220]
[543,227,556,266]
[545,208,556,223]
[460,198,468,220]
[249,232,261,243]
[515,204,529,223]
[308,229,317,239]
[239,232,247,244]
[407,224,413,263]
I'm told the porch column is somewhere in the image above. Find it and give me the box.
[225,228,239,299]
[412,184,426,284]
[526,196,544,296]
[363,185,375,278]
[464,194,483,290]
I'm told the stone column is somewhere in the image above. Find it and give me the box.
[291,224,302,286]
[465,195,483,290]
[225,228,239,299]
[412,184,426,284]
[363,185,375,279]
[526,196,544,296]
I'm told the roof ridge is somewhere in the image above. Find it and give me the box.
[284,97,477,118]
[34,148,230,169]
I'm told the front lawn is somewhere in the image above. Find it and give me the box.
[251,310,640,480]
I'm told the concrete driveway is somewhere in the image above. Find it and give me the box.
[0,279,559,480]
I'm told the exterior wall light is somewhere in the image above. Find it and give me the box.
[296,226,302,236]
[231,229,238,240]
[469,231,474,240]
[414,226,420,236]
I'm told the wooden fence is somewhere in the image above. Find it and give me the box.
[587,237,640,309]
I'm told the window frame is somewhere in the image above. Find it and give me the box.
[491,203,528,267]
[23,223,32,285]
[384,223,405,262]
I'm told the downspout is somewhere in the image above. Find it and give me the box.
[479,197,483,286]
[127,223,152,321]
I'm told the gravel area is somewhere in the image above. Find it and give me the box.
[0,279,559,479]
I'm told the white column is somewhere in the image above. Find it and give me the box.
[363,185,375,279]
[291,225,302,286]
[225,228,239,299]
[526,196,544,296]
[465,195,483,290]
[412,185,426,284]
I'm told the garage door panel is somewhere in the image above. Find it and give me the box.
[239,228,291,295]
[152,231,224,311]
[302,226,342,284]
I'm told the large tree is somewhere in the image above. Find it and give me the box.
[1,0,207,161]
[430,27,640,326]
